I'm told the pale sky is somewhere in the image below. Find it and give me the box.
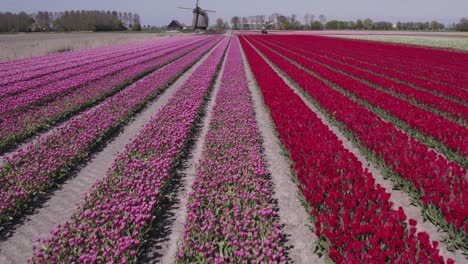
[1,0,466,26]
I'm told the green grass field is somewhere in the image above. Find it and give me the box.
[328,34,468,52]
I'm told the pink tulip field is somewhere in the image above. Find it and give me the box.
[0,33,466,263]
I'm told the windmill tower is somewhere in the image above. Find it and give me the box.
[178,0,215,30]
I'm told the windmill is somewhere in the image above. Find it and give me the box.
[178,0,216,30]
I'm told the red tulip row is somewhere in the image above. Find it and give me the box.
[0,37,220,227]
[311,37,468,88]
[265,36,468,101]
[319,35,468,75]
[0,37,218,153]
[0,37,210,116]
[254,37,468,122]
[242,36,468,251]
[0,37,193,89]
[178,37,285,263]
[240,36,450,263]
[250,37,468,160]
[30,36,229,264]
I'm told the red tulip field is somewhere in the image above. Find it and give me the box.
[0,33,466,263]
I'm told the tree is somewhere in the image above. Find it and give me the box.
[310,21,323,30]
[363,18,373,30]
[373,21,393,30]
[326,20,339,30]
[318,14,327,27]
[430,20,444,30]
[304,13,313,29]
[355,19,364,30]
[277,15,291,30]
[242,17,248,30]
[214,18,227,33]
[456,18,468,31]
[231,16,240,30]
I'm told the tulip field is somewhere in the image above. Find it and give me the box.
[0,33,466,263]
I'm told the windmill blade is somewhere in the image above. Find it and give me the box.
[202,9,216,12]
[178,7,194,10]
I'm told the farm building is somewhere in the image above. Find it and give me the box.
[167,20,188,30]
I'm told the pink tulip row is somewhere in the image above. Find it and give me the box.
[253,37,468,159]
[0,37,211,115]
[256,37,468,122]
[0,37,221,226]
[244,36,468,251]
[0,37,218,153]
[177,38,285,263]
[0,37,201,97]
[0,37,192,87]
[30,37,229,264]
[241,36,450,263]
[0,37,183,75]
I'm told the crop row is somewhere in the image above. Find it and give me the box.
[243,36,467,251]
[240,36,449,263]
[30,36,229,264]
[0,37,192,88]
[257,37,468,123]
[0,38,193,97]
[0,37,218,153]
[177,37,285,263]
[0,37,178,76]
[0,37,220,226]
[273,36,468,101]
[318,37,468,88]
[0,37,210,116]
[322,35,468,73]
[252,37,468,161]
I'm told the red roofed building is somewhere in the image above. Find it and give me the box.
[167,20,187,31]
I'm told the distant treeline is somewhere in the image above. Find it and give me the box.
[231,14,468,31]
[0,10,141,32]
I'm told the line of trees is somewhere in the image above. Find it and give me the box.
[0,10,142,32]
[230,13,468,32]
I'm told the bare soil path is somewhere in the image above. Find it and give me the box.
[241,39,324,264]
[0,41,221,264]
[244,38,466,263]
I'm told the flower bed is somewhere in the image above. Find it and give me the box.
[0,37,221,226]
[243,35,467,252]
[177,37,285,263]
[29,37,229,264]
[240,36,450,263]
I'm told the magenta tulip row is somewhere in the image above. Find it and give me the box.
[178,38,285,263]
[30,37,229,264]
[0,37,192,87]
[0,38,201,97]
[0,37,211,115]
[0,37,217,153]
[0,37,220,226]
[0,37,187,76]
